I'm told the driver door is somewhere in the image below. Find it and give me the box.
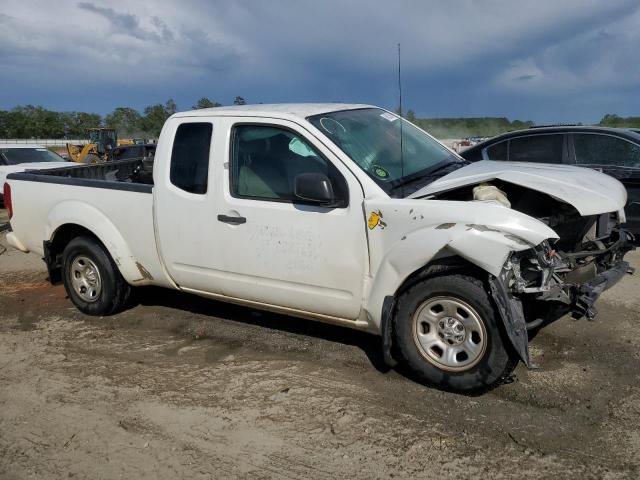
[212,117,368,320]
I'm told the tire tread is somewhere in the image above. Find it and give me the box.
[394,273,518,393]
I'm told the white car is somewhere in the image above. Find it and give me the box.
[0,144,70,204]
[3,104,635,392]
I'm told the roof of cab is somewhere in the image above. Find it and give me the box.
[173,103,375,120]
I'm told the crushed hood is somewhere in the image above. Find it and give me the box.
[410,160,627,216]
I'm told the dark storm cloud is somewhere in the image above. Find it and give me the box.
[78,2,174,42]
[78,3,141,36]
[1,0,639,123]
[514,75,536,82]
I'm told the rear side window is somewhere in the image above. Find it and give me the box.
[509,134,563,163]
[573,134,640,168]
[170,123,213,194]
[485,141,507,160]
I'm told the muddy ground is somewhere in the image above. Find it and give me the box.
[1,208,639,479]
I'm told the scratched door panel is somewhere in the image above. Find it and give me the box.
[213,117,367,320]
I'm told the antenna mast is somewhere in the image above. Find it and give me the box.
[398,43,405,195]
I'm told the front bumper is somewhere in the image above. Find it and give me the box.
[573,259,632,319]
[490,228,635,368]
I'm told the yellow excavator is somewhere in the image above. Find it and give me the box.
[66,128,141,163]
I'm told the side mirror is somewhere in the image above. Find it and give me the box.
[294,173,337,206]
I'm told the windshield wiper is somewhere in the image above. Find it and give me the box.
[389,159,466,193]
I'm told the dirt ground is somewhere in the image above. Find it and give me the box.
[1,209,640,479]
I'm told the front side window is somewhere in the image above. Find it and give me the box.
[573,134,640,168]
[508,134,563,163]
[170,123,212,194]
[308,108,461,197]
[230,125,347,203]
[0,148,65,165]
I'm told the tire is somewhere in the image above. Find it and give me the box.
[394,274,518,393]
[62,236,131,316]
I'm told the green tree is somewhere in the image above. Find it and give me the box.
[139,99,178,137]
[61,111,102,137]
[5,105,64,138]
[192,97,222,109]
[105,107,143,137]
[412,116,534,138]
[0,110,8,137]
[165,99,177,116]
[599,114,640,128]
[0,106,101,138]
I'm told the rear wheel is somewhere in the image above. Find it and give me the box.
[394,274,518,393]
[62,236,131,315]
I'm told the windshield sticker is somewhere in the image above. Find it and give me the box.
[372,165,391,180]
[367,210,387,230]
[36,148,48,151]
[380,112,398,122]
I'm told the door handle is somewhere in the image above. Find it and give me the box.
[217,214,246,225]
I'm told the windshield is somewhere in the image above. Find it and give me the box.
[0,148,66,165]
[308,108,461,196]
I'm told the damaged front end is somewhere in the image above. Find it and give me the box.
[421,170,636,367]
[491,217,635,366]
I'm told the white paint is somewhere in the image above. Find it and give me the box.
[5,103,630,336]
[0,143,71,196]
[411,160,627,217]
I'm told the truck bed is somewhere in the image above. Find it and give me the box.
[6,158,169,287]
[8,159,154,193]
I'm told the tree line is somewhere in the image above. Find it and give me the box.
[1,97,638,139]
[0,96,247,139]
[411,116,535,139]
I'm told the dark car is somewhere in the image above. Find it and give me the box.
[110,143,156,161]
[460,126,640,237]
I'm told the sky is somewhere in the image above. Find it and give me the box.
[1,0,639,123]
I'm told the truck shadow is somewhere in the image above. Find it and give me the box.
[134,287,392,374]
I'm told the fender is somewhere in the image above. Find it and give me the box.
[363,198,558,332]
[45,200,150,285]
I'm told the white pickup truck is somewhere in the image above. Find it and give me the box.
[3,104,635,392]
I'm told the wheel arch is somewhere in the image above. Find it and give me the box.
[378,254,485,368]
[44,201,145,285]
[365,225,527,333]
[377,253,530,371]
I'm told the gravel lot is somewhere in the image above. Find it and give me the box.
[1,208,639,479]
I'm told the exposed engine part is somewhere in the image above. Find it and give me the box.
[432,181,599,250]
[505,228,635,322]
[473,183,511,208]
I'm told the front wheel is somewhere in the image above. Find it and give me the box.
[394,274,518,393]
[62,236,131,315]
